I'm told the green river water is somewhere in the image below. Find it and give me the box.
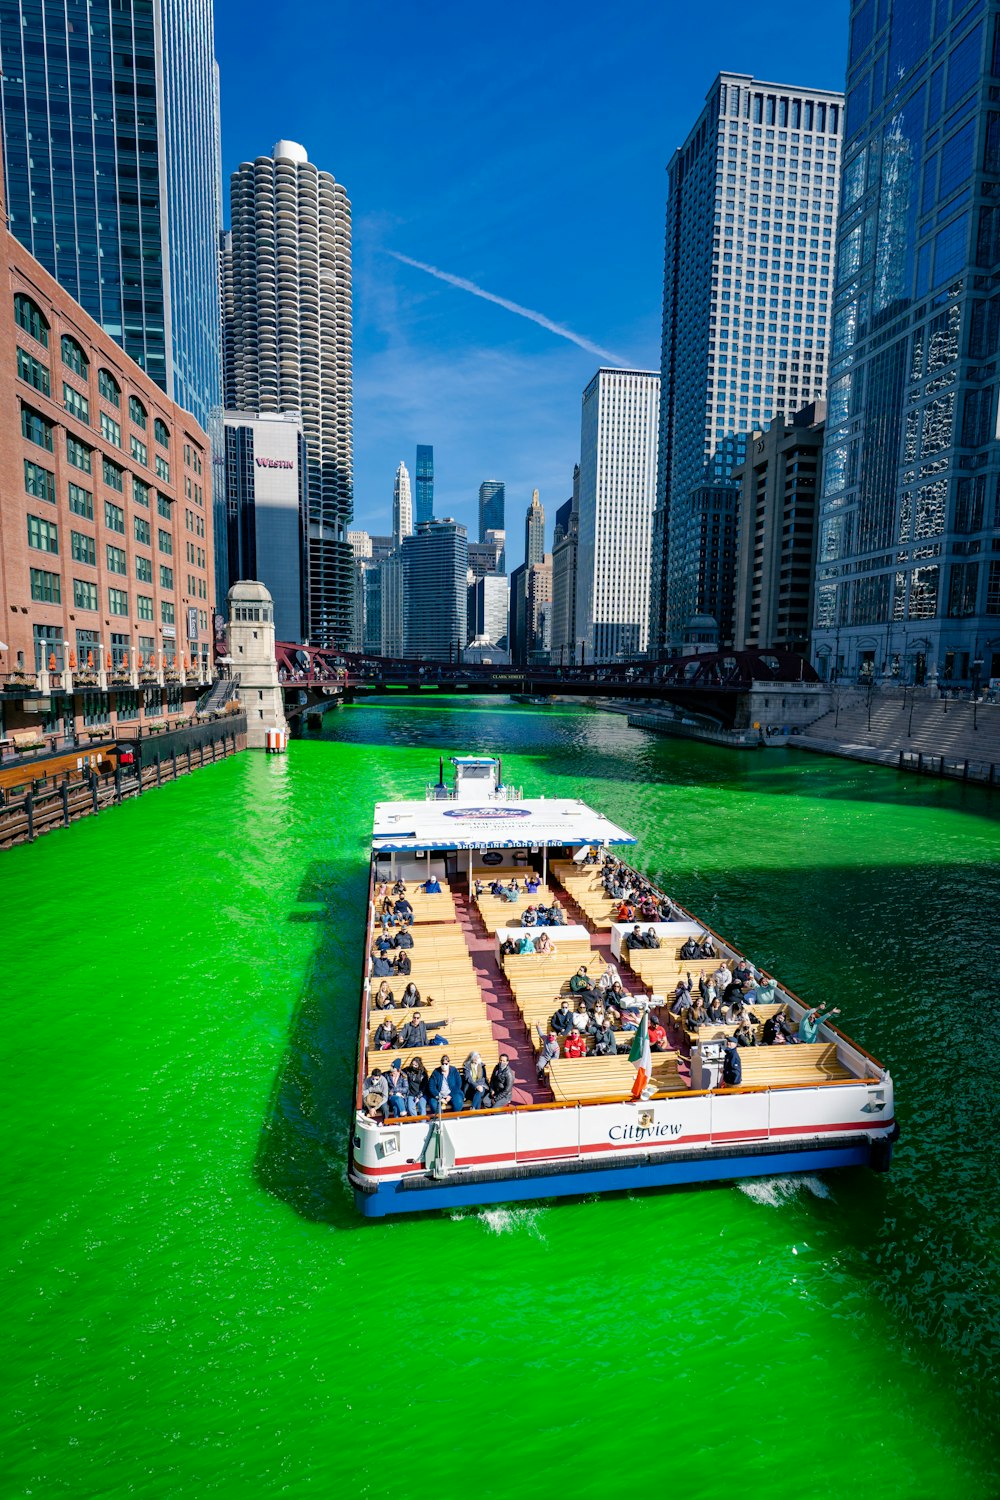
[3,699,1000,1498]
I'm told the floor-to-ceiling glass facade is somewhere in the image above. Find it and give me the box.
[415,444,434,526]
[813,0,1000,686]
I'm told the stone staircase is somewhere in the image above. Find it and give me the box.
[799,692,1000,765]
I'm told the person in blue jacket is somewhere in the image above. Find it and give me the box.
[423,875,442,894]
[722,1036,742,1087]
[428,1055,465,1114]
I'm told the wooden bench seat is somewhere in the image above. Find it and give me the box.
[735,1042,852,1084]
[547,1053,685,1102]
[370,992,483,1013]
[365,1040,500,1078]
[368,1017,489,1048]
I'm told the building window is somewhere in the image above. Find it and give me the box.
[73,578,99,610]
[17,347,50,395]
[106,544,127,575]
[61,334,88,377]
[24,460,56,504]
[100,412,122,449]
[80,691,109,727]
[154,417,170,448]
[128,395,147,429]
[155,454,170,483]
[104,500,125,533]
[22,405,53,451]
[103,458,124,494]
[67,434,92,473]
[68,482,93,519]
[160,564,174,590]
[161,600,175,625]
[158,528,173,556]
[134,516,151,545]
[144,686,162,719]
[27,514,58,554]
[116,689,140,721]
[71,530,96,565]
[137,595,154,621]
[98,368,120,406]
[135,554,153,582]
[133,477,150,508]
[130,434,147,466]
[108,587,129,616]
[63,382,89,423]
[14,293,49,346]
[156,493,173,520]
[29,567,61,603]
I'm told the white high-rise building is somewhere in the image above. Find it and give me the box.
[393,462,413,548]
[576,369,660,662]
[222,140,354,647]
[649,74,843,651]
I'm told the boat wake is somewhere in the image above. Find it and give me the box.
[451,1205,548,1239]
[737,1174,833,1208]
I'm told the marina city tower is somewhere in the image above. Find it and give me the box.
[222,141,354,646]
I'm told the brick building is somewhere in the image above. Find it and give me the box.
[0,184,215,744]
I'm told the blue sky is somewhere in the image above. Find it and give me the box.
[215,0,847,566]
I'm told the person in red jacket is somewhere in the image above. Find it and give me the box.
[648,1017,669,1052]
[563,1029,587,1059]
[617,900,634,921]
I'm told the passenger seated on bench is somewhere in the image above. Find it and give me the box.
[548,902,566,926]
[393,926,414,949]
[536,931,554,955]
[405,1058,429,1116]
[463,1052,490,1109]
[617,901,635,921]
[500,936,518,957]
[713,963,731,993]
[375,931,394,955]
[521,906,537,927]
[400,1011,450,1048]
[393,950,412,976]
[732,958,754,986]
[490,880,504,897]
[422,875,442,894]
[705,993,725,1024]
[489,1055,514,1109]
[592,1018,617,1057]
[500,881,520,903]
[428,1055,465,1113]
[373,1016,399,1050]
[624,924,646,951]
[732,1018,757,1048]
[698,933,717,958]
[571,1002,590,1032]
[374,980,395,1008]
[644,927,661,949]
[551,999,575,1036]
[362,1068,389,1119]
[474,879,484,898]
[648,1016,669,1052]
[392,879,406,896]
[371,952,393,977]
[386,1059,410,1117]
[400,982,421,1007]
[799,1004,839,1043]
[563,1030,587,1059]
[754,976,778,1006]
[657,897,676,922]
[569,965,595,996]
[726,997,760,1028]
[603,981,629,1019]
[525,874,541,893]
[536,1029,560,1078]
[518,931,536,954]
[686,997,707,1029]
[671,982,694,1016]
[679,936,701,960]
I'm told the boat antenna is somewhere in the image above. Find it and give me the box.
[438,755,444,787]
[497,754,503,789]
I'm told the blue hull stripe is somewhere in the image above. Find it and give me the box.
[353,1144,876,1217]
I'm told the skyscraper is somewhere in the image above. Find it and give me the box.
[403,519,468,659]
[813,2,1000,688]
[576,369,660,661]
[223,411,308,642]
[415,445,434,525]
[393,461,413,547]
[222,141,354,646]
[479,480,505,540]
[527,555,553,663]
[0,0,222,430]
[551,470,580,663]
[525,489,545,568]
[650,73,844,652]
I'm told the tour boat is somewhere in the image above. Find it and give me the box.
[348,755,897,1217]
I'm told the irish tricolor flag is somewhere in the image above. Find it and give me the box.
[629,1010,651,1099]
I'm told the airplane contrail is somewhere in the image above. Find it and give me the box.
[388,251,624,363]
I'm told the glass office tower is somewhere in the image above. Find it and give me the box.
[0,0,222,432]
[478,479,505,540]
[415,444,434,525]
[813,0,1000,687]
[649,72,843,652]
[402,519,468,659]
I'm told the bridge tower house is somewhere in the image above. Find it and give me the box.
[226,581,289,749]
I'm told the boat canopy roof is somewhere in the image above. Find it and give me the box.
[372,797,637,853]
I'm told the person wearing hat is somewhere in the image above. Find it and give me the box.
[372,1015,399,1051]
[520,905,537,928]
[535,1030,560,1079]
[721,1037,742,1088]
[428,1055,465,1114]
[386,1058,409,1117]
[362,1068,389,1119]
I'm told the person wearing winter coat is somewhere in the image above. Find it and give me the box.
[399,1011,449,1048]
[385,1059,410,1117]
[488,1056,515,1108]
[428,1056,465,1113]
[463,1053,490,1109]
[373,1017,399,1050]
[563,1030,587,1059]
[722,1037,742,1087]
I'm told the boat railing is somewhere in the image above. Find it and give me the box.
[423,783,524,801]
